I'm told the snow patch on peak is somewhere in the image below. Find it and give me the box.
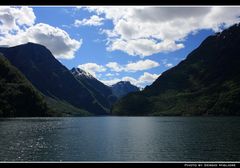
[71,67,94,79]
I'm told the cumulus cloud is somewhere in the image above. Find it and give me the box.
[78,63,106,77]
[101,72,160,88]
[125,59,159,71]
[0,7,82,59]
[125,72,160,87]
[74,15,104,27]
[122,76,138,85]
[138,72,159,84]
[106,59,159,72]
[108,38,184,57]
[106,62,123,72]
[0,6,35,35]
[86,6,240,57]
[0,23,82,59]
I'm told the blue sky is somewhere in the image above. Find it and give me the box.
[0,6,240,88]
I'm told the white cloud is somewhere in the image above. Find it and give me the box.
[84,7,140,24]
[161,59,174,68]
[106,62,123,72]
[78,63,106,77]
[122,76,138,85]
[0,23,82,59]
[86,6,240,57]
[0,6,35,35]
[0,7,82,59]
[74,15,104,27]
[165,63,173,68]
[101,76,139,87]
[101,72,160,88]
[106,59,159,72]
[108,38,184,57]
[138,72,159,84]
[125,59,159,71]
[128,72,160,87]
[120,72,160,87]
[16,6,36,26]
[100,78,121,86]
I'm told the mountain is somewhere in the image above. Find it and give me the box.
[111,81,140,98]
[71,67,117,108]
[112,23,240,116]
[0,43,108,115]
[0,54,49,117]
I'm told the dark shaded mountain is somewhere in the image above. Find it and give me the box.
[111,81,140,98]
[0,54,49,117]
[112,23,240,116]
[71,67,117,108]
[0,43,108,115]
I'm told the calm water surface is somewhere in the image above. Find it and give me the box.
[0,117,240,161]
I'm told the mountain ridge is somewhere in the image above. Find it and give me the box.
[0,43,109,115]
[0,53,49,117]
[71,67,117,111]
[112,23,240,116]
[111,81,140,98]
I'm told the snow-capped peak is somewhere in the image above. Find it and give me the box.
[71,67,94,79]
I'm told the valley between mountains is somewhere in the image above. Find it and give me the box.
[0,23,240,117]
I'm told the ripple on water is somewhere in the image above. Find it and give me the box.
[0,117,240,161]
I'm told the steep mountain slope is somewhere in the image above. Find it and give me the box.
[111,81,140,98]
[71,68,117,107]
[112,23,240,116]
[0,43,108,115]
[0,54,49,117]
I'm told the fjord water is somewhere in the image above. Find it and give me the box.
[0,117,240,161]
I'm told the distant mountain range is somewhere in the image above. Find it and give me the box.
[111,81,140,98]
[71,67,118,109]
[0,43,139,116]
[1,23,240,117]
[112,23,240,116]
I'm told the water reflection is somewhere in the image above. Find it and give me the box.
[0,117,239,161]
